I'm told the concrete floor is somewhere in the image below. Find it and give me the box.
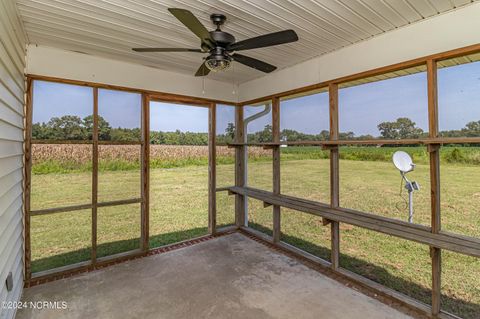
[17,233,413,319]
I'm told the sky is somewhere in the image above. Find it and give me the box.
[339,71,428,136]
[33,82,142,129]
[280,92,329,134]
[150,101,208,132]
[33,81,93,123]
[32,61,480,137]
[217,104,235,134]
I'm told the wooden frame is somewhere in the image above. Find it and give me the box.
[208,103,217,234]
[225,137,480,146]
[227,44,480,319]
[271,97,280,243]
[24,75,224,283]
[27,74,237,107]
[91,87,98,264]
[328,83,340,270]
[24,77,33,281]
[29,199,143,216]
[234,106,246,227]
[427,59,442,316]
[240,43,480,106]
[24,79,148,280]
[149,94,219,235]
[23,43,480,318]
[141,94,150,251]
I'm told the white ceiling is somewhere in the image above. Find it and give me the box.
[16,0,478,83]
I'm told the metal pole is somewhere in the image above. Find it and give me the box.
[243,103,272,226]
[402,173,414,223]
[408,189,413,223]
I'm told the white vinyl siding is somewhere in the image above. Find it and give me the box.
[0,1,26,319]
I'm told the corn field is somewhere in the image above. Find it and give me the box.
[32,144,271,172]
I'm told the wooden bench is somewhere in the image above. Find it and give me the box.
[221,186,480,258]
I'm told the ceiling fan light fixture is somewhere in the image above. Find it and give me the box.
[205,54,232,72]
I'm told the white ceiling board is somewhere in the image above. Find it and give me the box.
[239,2,480,102]
[402,0,437,18]
[15,0,477,83]
[430,0,456,12]
[335,0,395,31]
[282,1,372,40]
[361,0,409,26]
[383,0,422,21]
[309,0,382,35]
[452,0,473,6]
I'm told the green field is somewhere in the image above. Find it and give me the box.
[30,146,479,318]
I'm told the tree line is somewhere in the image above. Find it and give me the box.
[32,115,141,141]
[32,115,480,145]
[244,117,480,142]
[32,115,209,145]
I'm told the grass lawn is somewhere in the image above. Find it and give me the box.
[31,163,236,272]
[30,158,479,318]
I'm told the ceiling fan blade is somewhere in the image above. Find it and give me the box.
[132,48,203,53]
[195,62,210,77]
[168,8,213,47]
[232,54,277,73]
[228,30,298,51]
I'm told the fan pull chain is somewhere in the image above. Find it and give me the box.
[232,62,236,95]
[317,57,321,83]
[202,76,205,95]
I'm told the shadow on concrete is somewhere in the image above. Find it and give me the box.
[248,222,479,319]
[31,227,209,273]
[31,223,479,318]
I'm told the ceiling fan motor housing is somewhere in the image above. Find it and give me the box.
[209,13,235,47]
[209,30,235,47]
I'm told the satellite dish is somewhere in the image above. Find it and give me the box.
[392,151,414,173]
[392,151,419,223]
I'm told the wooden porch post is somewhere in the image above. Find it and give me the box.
[329,83,340,270]
[427,59,442,316]
[141,94,150,250]
[208,103,217,234]
[235,105,246,227]
[24,78,33,280]
[272,97,281,243]
[92,87,98,264]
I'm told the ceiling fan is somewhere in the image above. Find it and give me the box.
[132,8,299,76]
